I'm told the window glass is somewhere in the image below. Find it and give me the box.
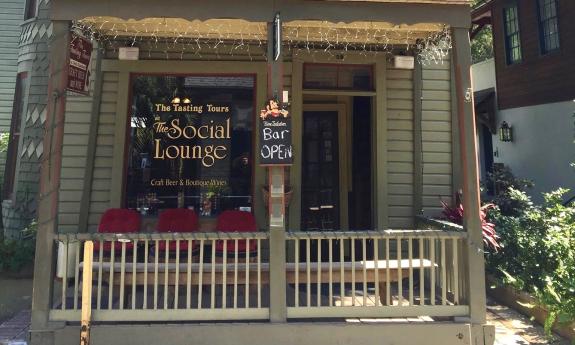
[125,75,254,219]
[4,73,27,200]
[503,5,522,64]
[24,0,37,20]
[538,0,560,53]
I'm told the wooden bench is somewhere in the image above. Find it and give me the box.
[81,259,435,305]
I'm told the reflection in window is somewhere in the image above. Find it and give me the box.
[538,0,560,54]
[125,75,254,220]
[503,4,522,64]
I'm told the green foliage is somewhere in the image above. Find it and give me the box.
[0,132,9,153]
[471,25,494,64]
[0,220,37,273]
[486,188,575,336]
[485,165,534,216]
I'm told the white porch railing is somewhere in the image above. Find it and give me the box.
[49,229,468,322]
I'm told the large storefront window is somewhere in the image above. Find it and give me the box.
[125,74,254,219]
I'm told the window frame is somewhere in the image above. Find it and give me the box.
[537,0,560,55]
[3,72,28,201]
[502,2,523,65]
[24,0,38,20]
[123,72,258,218]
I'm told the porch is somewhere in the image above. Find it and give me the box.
[51,229,466,322]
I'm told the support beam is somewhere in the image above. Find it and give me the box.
[374,56,388,230]
[413,62,423,218]
[267,20,287,323]
[31,20,71,345]
[451,27,486,325]
[78,46,103,232]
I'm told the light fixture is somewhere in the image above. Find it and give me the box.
[499,121,513,142]
[182,98,191,104]
[171,97,181,104]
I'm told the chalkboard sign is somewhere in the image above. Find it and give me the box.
[259,99,293,166]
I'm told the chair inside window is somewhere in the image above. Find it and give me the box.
[156,208,199,253]
[215,210,257,256]
[93,208,141,254]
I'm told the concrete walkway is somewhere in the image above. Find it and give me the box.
[0,303,570,345]
[487,298,570,345]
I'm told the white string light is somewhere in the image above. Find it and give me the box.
[73,18,451,65]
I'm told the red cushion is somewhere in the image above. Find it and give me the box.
[94,209,140,253]
[215,210,257,253]
[157,209,199,251]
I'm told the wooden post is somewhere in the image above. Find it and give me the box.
[267,17,287,323]
[80,241,94,345]
[30,20,71,345]
[451,27,487,325]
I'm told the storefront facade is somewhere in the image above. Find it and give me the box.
[30,1,493,344]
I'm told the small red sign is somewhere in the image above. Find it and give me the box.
[67,33,92,95]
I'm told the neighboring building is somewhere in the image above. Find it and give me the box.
[27,1,494,345]
[472,0,575,202]
[0,0,26,234]
[1,0,52,238]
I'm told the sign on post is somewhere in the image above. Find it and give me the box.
[67,33,92,95]
[259,99,293,166]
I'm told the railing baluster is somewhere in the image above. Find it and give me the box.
[397,237,402,306]
[175,239,180,309]
[306,238,310,307]
[186,240,192,309]
[211,239,216,309]
[245,239,250,308]
[153,239,159,310]
[295,239,299,307]
[119,242,126,309]
[108,241,115,310]
[339,237,345,306]
[132,240,138,309]
[234,239,238,309]
[431,238,436,305]
[351,237,355,306]
[362,238,367,307]
[453,238,459,305]
[97,240,103,310]
[385,237,390,306]
[374,238,379,307]
[222,240,227,309]
[198,239,204,309]
[257,238,261,309]
[328,238,333,306]
[408,237,413,306]
[61,241,68,310]
[317,238,321,307]
[441,238,447,305]
[74,241,80,310]
[164,240,169,309]
[419,239,424,305]
[143,239,148,309]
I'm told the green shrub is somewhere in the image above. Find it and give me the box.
[486,188,575,335]
[0,220,37,273]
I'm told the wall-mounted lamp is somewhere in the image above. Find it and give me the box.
[171,97,181,104]
[499,121,513,142]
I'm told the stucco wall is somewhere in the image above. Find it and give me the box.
[493,101,575,203]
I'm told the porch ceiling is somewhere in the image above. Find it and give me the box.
[77,17,447,45]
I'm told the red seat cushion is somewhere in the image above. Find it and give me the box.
[156,209,199,251]
[93,209,140,253]
[215,210,257,253]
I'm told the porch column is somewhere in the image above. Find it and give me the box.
[451,27,487,325]
[267,16,287,323]
[30,20,71,345]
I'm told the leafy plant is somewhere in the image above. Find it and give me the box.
[486,188,575,338]
[440,198,500,251]
[0,220,37,273]
[484,165,534,216]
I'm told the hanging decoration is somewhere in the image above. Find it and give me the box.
[72,17,452,65]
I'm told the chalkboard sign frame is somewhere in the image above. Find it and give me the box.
[258,98,294,166]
